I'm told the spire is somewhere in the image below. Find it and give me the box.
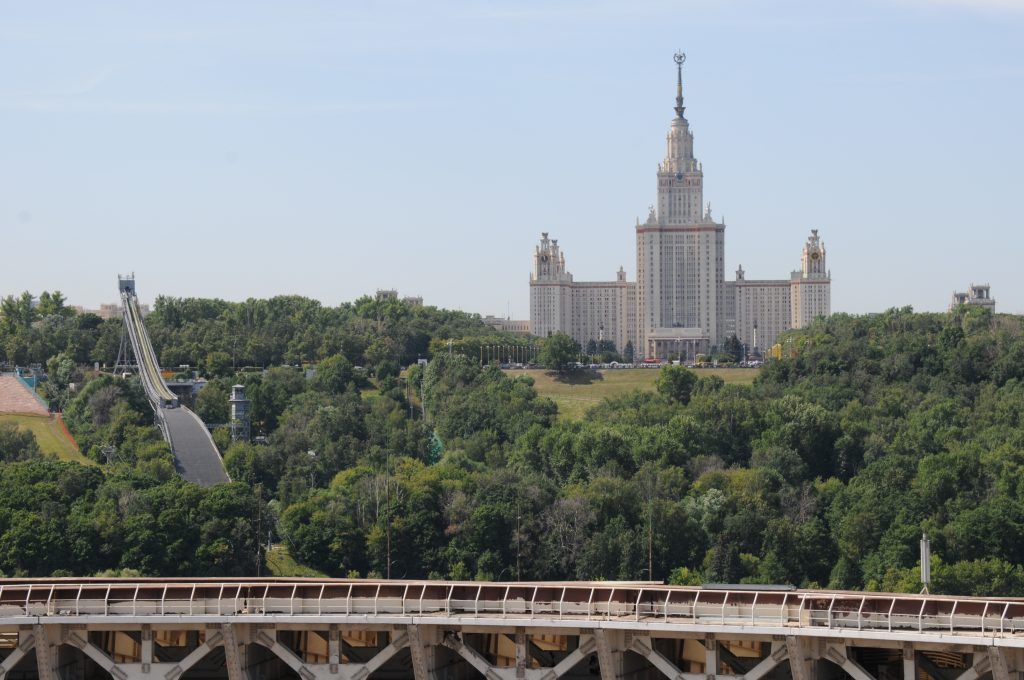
[673,51,686,119]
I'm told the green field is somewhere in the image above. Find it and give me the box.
[266,544,327,577]
[511,367,759,420]
[0,414,93,464]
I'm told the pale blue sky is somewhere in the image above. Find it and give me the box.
[2,0,1022,317]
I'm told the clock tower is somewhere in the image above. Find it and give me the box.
[529,232,573,338]
[790,229,831,329]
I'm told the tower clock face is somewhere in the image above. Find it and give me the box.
[541,255,549,263]
[810,251,820,261]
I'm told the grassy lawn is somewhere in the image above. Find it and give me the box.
[0,414,93,464]
[511,367,760,420]
[266,544,327,577]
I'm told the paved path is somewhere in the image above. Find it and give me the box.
[0,375,49,415]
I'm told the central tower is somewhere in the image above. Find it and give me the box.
[635,53,726,360]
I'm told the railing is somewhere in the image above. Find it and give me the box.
[0,580,1021,637]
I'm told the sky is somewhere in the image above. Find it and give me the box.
[1,0,1022,317]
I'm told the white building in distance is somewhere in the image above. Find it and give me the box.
[529,53,831,360]
[950,284,995,312]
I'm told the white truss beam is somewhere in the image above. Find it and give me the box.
[549,636,597,679]
[822,642,876,680]
[66,630,128,680]
[441,633,498,678]
[0,631,35,679]
[163,631,225,680]
[256,630,317,680]
[955,650,992,680]
[348,631,408,680]
[744,643,788,680]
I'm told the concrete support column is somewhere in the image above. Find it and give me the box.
[515,628,528,680]
[140,625,153,674]
[33,625,58,680]
[704,635,718,677]
[785,636,810,680]
[593,630,622,675]
[902,643,917,680]
[593,630,624,680]
[328,626,340,675]
[222,623,247,680]
[990,648,1012,680]
[407,625,438,680]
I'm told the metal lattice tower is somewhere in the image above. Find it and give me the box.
[113,273,138,376]
[229,384,251,443]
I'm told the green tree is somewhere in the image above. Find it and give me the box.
[539,333,579,373]
[0,423,41,462]
[655,365,698,404]
[37,291,73,317]
[311,354,355,395]
[722,334,743,363]
[203,351,233,378]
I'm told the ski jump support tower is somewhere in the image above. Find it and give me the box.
[117,275,229,486]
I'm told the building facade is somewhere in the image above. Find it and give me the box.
[529,54,831,359]
[529,233,637,353]
[482,316,532,335]
[950,284,995,312]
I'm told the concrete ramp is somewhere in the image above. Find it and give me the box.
[118,275,229,487]
[160,406,230,485]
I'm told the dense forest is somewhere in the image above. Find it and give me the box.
[2,290,1024,597]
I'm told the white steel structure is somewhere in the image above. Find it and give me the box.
[115,276,229,486]
[0,579,1021,680]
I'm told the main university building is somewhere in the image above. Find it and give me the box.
[529,55,831,360]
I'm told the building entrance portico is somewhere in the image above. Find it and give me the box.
[646,327,708,362]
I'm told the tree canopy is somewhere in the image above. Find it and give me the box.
[2,291,1024,596]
